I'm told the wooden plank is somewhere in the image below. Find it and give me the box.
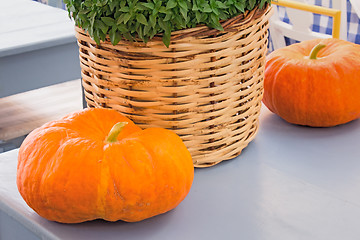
[0,79,83,141]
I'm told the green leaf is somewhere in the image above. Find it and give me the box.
[119,6,130,12]
[259,0,267,8]
[166,0,177,10]
[136,14,148,25]
[210,13,224,31]
[109,1,117,11]
[178,0,188,11]
[164,13,172,21]
[162,30,171,47]
[234,2,245,12]
[101,17,115,26]
[82,21,90,30]
[144,24,151,36]
[142,2,155,10]
[84,0,92,7]
[219,10,228,20]
[116,13,126,24]
[137,25,144,40]
[158,18,166,31]
[173,14,180,27]
[247,0,257,9]
[117,23,129,32]
[95,20,109,34]
[150,27,158,38]
[123,32,134,41]
[93,29,101,45]
[79,9,91,15]
[154,0,162,13]
[78,13,87,21]
[180,7,187,20]
[216,1,227,9]
[195,11,201,23]
[99,30,107,42]
[123,13,132,24]
[109,28,121,45]
[88,10,97,18]
[149,15,157,28]
[202,4,212,13]
[159,6,167,13]
[212,6,219,15]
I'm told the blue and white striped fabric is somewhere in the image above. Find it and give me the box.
[347,0,360,43]
[269,0,360,51]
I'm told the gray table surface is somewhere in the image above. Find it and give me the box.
[1,106,360,240]
[0,0,75,57]
[0,0,81,98]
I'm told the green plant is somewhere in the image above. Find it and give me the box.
[64,0,270,47]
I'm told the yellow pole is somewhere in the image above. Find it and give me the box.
[271,0,341,39]
[332,11,341,39]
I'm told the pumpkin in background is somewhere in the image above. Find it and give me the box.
[17,108,194,223]
[263,38,360,127]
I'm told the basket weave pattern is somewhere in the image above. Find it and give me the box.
[75,6,272,167]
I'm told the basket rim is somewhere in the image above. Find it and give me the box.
[75,4,271,45]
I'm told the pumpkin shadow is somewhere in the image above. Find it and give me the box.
[49,148,266,239]
[50,209,180,239]
[259,110,360,140]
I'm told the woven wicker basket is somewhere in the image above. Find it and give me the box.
[75,6,272,167]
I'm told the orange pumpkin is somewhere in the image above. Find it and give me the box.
[17,108,194,223]
[263,38,360,127]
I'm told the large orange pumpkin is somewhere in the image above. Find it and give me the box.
[17,108,194,223]
[263,38,360,127]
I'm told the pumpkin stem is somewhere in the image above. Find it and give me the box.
[106,122,128,143]
[309,43,326,60]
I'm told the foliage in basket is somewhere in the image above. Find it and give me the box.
[64,0,271,47]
